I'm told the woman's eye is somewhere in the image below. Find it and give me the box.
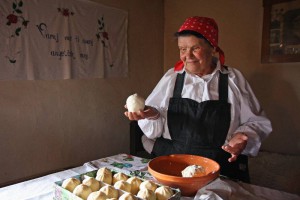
[180,48,186,53]
[193,47,201,52]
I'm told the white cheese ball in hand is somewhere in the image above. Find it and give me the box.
[126,93,145,112]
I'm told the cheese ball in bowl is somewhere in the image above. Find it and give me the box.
[181,165,206,177]
[148,154,220,196]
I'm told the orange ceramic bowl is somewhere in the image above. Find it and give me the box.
[148,154,220,197]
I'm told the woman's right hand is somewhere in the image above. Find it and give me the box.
[124,105,160,121]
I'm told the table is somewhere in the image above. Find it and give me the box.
[0,153,299,200]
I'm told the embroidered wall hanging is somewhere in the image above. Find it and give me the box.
[0,0,128,80]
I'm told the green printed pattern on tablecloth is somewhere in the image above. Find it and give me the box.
[85,154,153,179]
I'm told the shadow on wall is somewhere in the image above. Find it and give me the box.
[248,150,300,195]
[248,66,300,155]
[247,66,300,195]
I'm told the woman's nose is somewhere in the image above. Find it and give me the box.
[185,49,193,58]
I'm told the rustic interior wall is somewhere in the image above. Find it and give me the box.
[0,0,164,186]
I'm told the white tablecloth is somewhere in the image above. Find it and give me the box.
[0,153,299,200]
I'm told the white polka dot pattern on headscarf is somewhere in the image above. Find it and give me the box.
[178,16,219,47]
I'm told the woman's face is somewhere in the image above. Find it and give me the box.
[178,35,215,75]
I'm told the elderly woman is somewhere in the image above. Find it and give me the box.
[125,16,272,182]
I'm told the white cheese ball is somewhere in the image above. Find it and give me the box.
[82,177,101,191]
[137,188,156,200]
[61,177,81,192]
[73,184,93,200]
[126,93,145,112]
[139,180,157,192]
[96,167,113,185]
[119,192,136,200]
[155,186,174,200]
[181,165,206,177]
[113,172,128,184]
[100,185,119,199]
[87,191,108,200]
[126,176,142,195]
[114,180,131,193]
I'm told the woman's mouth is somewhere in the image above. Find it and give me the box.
[186,60,199,64]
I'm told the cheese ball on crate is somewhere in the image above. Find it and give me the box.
[73,184,93,200]
[119,192,136,200]
[96,167,113,185]
[155,186,174,200]
[113,172,129,184]
[139,180,157,192]
[61,177,81,192]
[114,180,131,193]
[137,188,156,200]
[82,177,101,191]
[87,191,108,200]
[99,185,119,199]
[126,176,142,195]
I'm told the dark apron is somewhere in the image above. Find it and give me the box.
[152,71,250,182]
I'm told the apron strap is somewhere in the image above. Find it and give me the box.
[173,72,185,98]
[218,72,228,101]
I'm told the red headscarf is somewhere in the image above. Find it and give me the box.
[174,16,225,71]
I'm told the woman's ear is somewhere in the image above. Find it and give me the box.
[212,47,217,56]
[212,56,218,65]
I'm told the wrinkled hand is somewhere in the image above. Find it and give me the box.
[124,105,160,121]
[222,132,248,162]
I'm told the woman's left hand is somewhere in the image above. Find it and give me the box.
[124,105,160,121]
[221,132,248,162]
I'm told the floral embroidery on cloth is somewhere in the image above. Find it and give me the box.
[57,8,74,17]
[6,0,29,37]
